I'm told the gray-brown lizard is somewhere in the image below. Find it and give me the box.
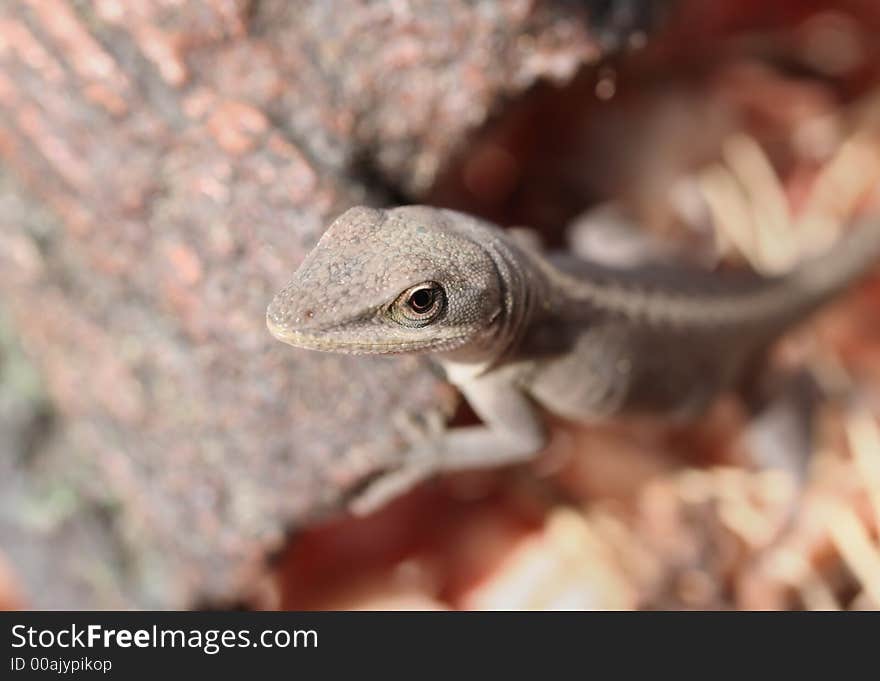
[266,205,880,512]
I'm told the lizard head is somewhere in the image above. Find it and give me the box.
[266,205,505,355]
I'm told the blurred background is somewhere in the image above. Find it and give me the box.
[1,0,879,610]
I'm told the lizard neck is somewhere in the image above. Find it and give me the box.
[438,225,547,368]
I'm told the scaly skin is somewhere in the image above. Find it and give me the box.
[267,205,880,512]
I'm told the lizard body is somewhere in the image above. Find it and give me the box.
[267,205,880,511]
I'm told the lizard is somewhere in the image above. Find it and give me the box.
[266,205,880,513]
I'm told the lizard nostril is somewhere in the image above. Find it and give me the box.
[305,309,315,319]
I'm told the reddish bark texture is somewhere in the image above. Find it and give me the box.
[0,0,655,607]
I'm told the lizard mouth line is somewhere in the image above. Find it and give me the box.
[266,318,467,354]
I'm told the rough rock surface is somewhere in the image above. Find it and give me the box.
[0,0,660,607]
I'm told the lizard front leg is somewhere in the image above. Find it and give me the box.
[348,373,547,515]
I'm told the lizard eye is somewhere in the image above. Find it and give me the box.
[408,287,435,312]
[389,282,446,327]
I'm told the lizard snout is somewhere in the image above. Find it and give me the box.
[266,282,363,351]
[266,284,316,341]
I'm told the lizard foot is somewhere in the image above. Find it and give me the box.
[347,409,447,516]
[347,457,438,516]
